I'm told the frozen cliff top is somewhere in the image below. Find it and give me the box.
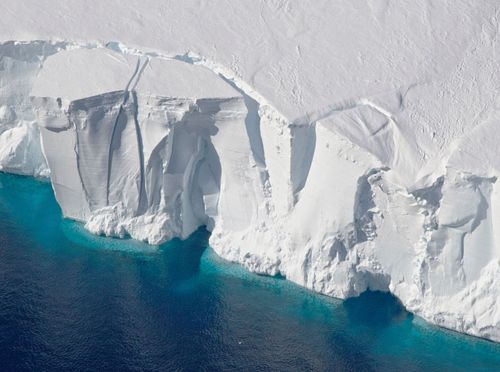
[3,0,500,186]
[31,49,137,101]
[32,48,239,100]
[135,58,238,99]
[1,0,496,117]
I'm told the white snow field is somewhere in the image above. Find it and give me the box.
[1,0,499,342]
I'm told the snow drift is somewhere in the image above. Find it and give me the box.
[0,0,499,343]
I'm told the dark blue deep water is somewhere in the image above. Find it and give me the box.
[0,174,499,372]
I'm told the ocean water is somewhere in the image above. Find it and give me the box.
[0,173,499,372]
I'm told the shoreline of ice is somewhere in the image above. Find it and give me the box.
[0,38,498,343]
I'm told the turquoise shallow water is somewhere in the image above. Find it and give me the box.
[0,173,499,371]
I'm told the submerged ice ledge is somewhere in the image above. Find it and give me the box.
[0,40,499,343]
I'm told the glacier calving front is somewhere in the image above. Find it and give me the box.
[1,0,500,342]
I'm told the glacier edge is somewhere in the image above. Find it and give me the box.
[0,40,499,343]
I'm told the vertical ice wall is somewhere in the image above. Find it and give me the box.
[0,42,495,342]
[30,49,261,243]
[0,41,66,176]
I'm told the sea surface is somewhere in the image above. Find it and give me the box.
[0,173,499,372]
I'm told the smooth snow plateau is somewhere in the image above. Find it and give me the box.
[0,0,499,342]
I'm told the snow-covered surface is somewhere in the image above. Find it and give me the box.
[1,0,500,342]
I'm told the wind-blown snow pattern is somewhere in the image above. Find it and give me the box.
[1,0,500,342]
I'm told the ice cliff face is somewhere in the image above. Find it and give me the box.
[0,40,499,343]
[31,48,245,244]
[0,41,65,176]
